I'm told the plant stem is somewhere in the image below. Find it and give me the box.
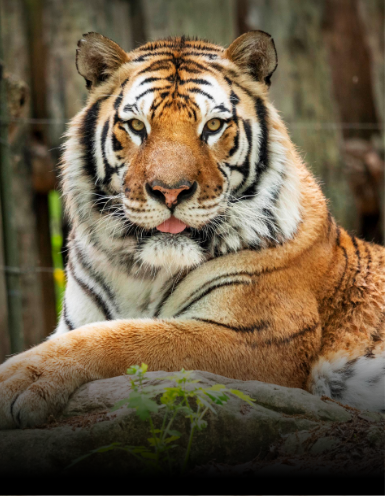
[161,408,178,442]
[148,416,160,468]
[182,425,195,475]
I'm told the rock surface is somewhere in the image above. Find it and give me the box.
[0,370,383,476]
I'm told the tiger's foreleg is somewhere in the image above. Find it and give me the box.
[0,319,259,429]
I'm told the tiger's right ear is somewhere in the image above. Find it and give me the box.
[76,32,129,90]
[225,30,278,86]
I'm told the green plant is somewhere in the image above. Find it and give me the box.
[69,364,256,475]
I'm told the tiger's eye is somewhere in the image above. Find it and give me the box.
[206,118,222,132]
[129,119,145,132]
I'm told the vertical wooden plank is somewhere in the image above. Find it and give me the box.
[242,0,357,233]
[1,0,46,350]
[143,0,237,46]
[24,0,57,338]
[357,0,384,243]
[323,0,383,243]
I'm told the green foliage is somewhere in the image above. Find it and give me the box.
[69,364,256,475]
[48,190,65,315]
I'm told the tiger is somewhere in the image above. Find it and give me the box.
[0,30,384,430]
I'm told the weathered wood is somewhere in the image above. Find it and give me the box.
[357,0,384,242]
[24,0,57,337]
[1,0,46,351]
[142,0,237,46]
[242,0,357,233]
[0,66,24,353]
[323,0,383,243]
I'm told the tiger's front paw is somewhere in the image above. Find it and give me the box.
[0,337,87,429]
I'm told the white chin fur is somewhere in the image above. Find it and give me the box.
[136,233,205,271]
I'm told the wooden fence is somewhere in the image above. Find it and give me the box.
[0,0,383,361]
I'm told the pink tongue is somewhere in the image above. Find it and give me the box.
[156,216,187,234]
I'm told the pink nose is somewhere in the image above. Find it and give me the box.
[146,181,197,208]
[151,185,190,208]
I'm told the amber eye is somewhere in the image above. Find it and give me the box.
[128,119,145,133]
[205,118,223,133]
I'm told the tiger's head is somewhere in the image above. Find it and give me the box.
[62,31,302,272]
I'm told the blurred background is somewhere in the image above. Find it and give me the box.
[0,0,384,359]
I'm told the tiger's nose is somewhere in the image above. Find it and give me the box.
[145,181,197,208]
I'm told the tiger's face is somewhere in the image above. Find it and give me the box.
[65,32,300,271]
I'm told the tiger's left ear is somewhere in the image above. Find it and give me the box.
[225,30,278,86]
[76,32,129,90]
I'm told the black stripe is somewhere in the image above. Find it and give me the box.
[242,97,269,198]
[136,86,172,101]
[122,103,139,114]
[81,99,106,182]
[263,322,319,347]
[233,119,253,195]
[81,98,113,213]
[174,280,252,318]
[187,87,214,101]
[114,90,124,110]
[262,207,278,238]
[179,60,214,74]
[228,91,240,158]
[153,271,190,317]
[133,51,176,62]
[183,51,218,59]
[179,78,212,86]
[326,209,333,238]
[213,104,230,113]
[68,259,113,321]
[175,270,257,312]
[136,41,222,52]
[192,317,269,333]
[112,131,123,152]
[137,59,173,75]
[63,299,75,331]
[184,43,222,52]
[73,241,118,314]
[364,243,372,282]
[101,119,113,184]
[255,97,269,172]
[351,235,361,286]
[139,76,164,85]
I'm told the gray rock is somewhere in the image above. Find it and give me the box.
[309,436,340,455]
[0,370,355,476]
[63,370,352,422]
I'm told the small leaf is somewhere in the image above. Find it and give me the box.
[195,393,217,413]
[206,384,226,391]
[165,435,180,444]
[168,429,181,437]
[127,365,139,375]
[96,442,121,453]
[140,363,148,374]
[229,389,256,405]
[128,393,160,420]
